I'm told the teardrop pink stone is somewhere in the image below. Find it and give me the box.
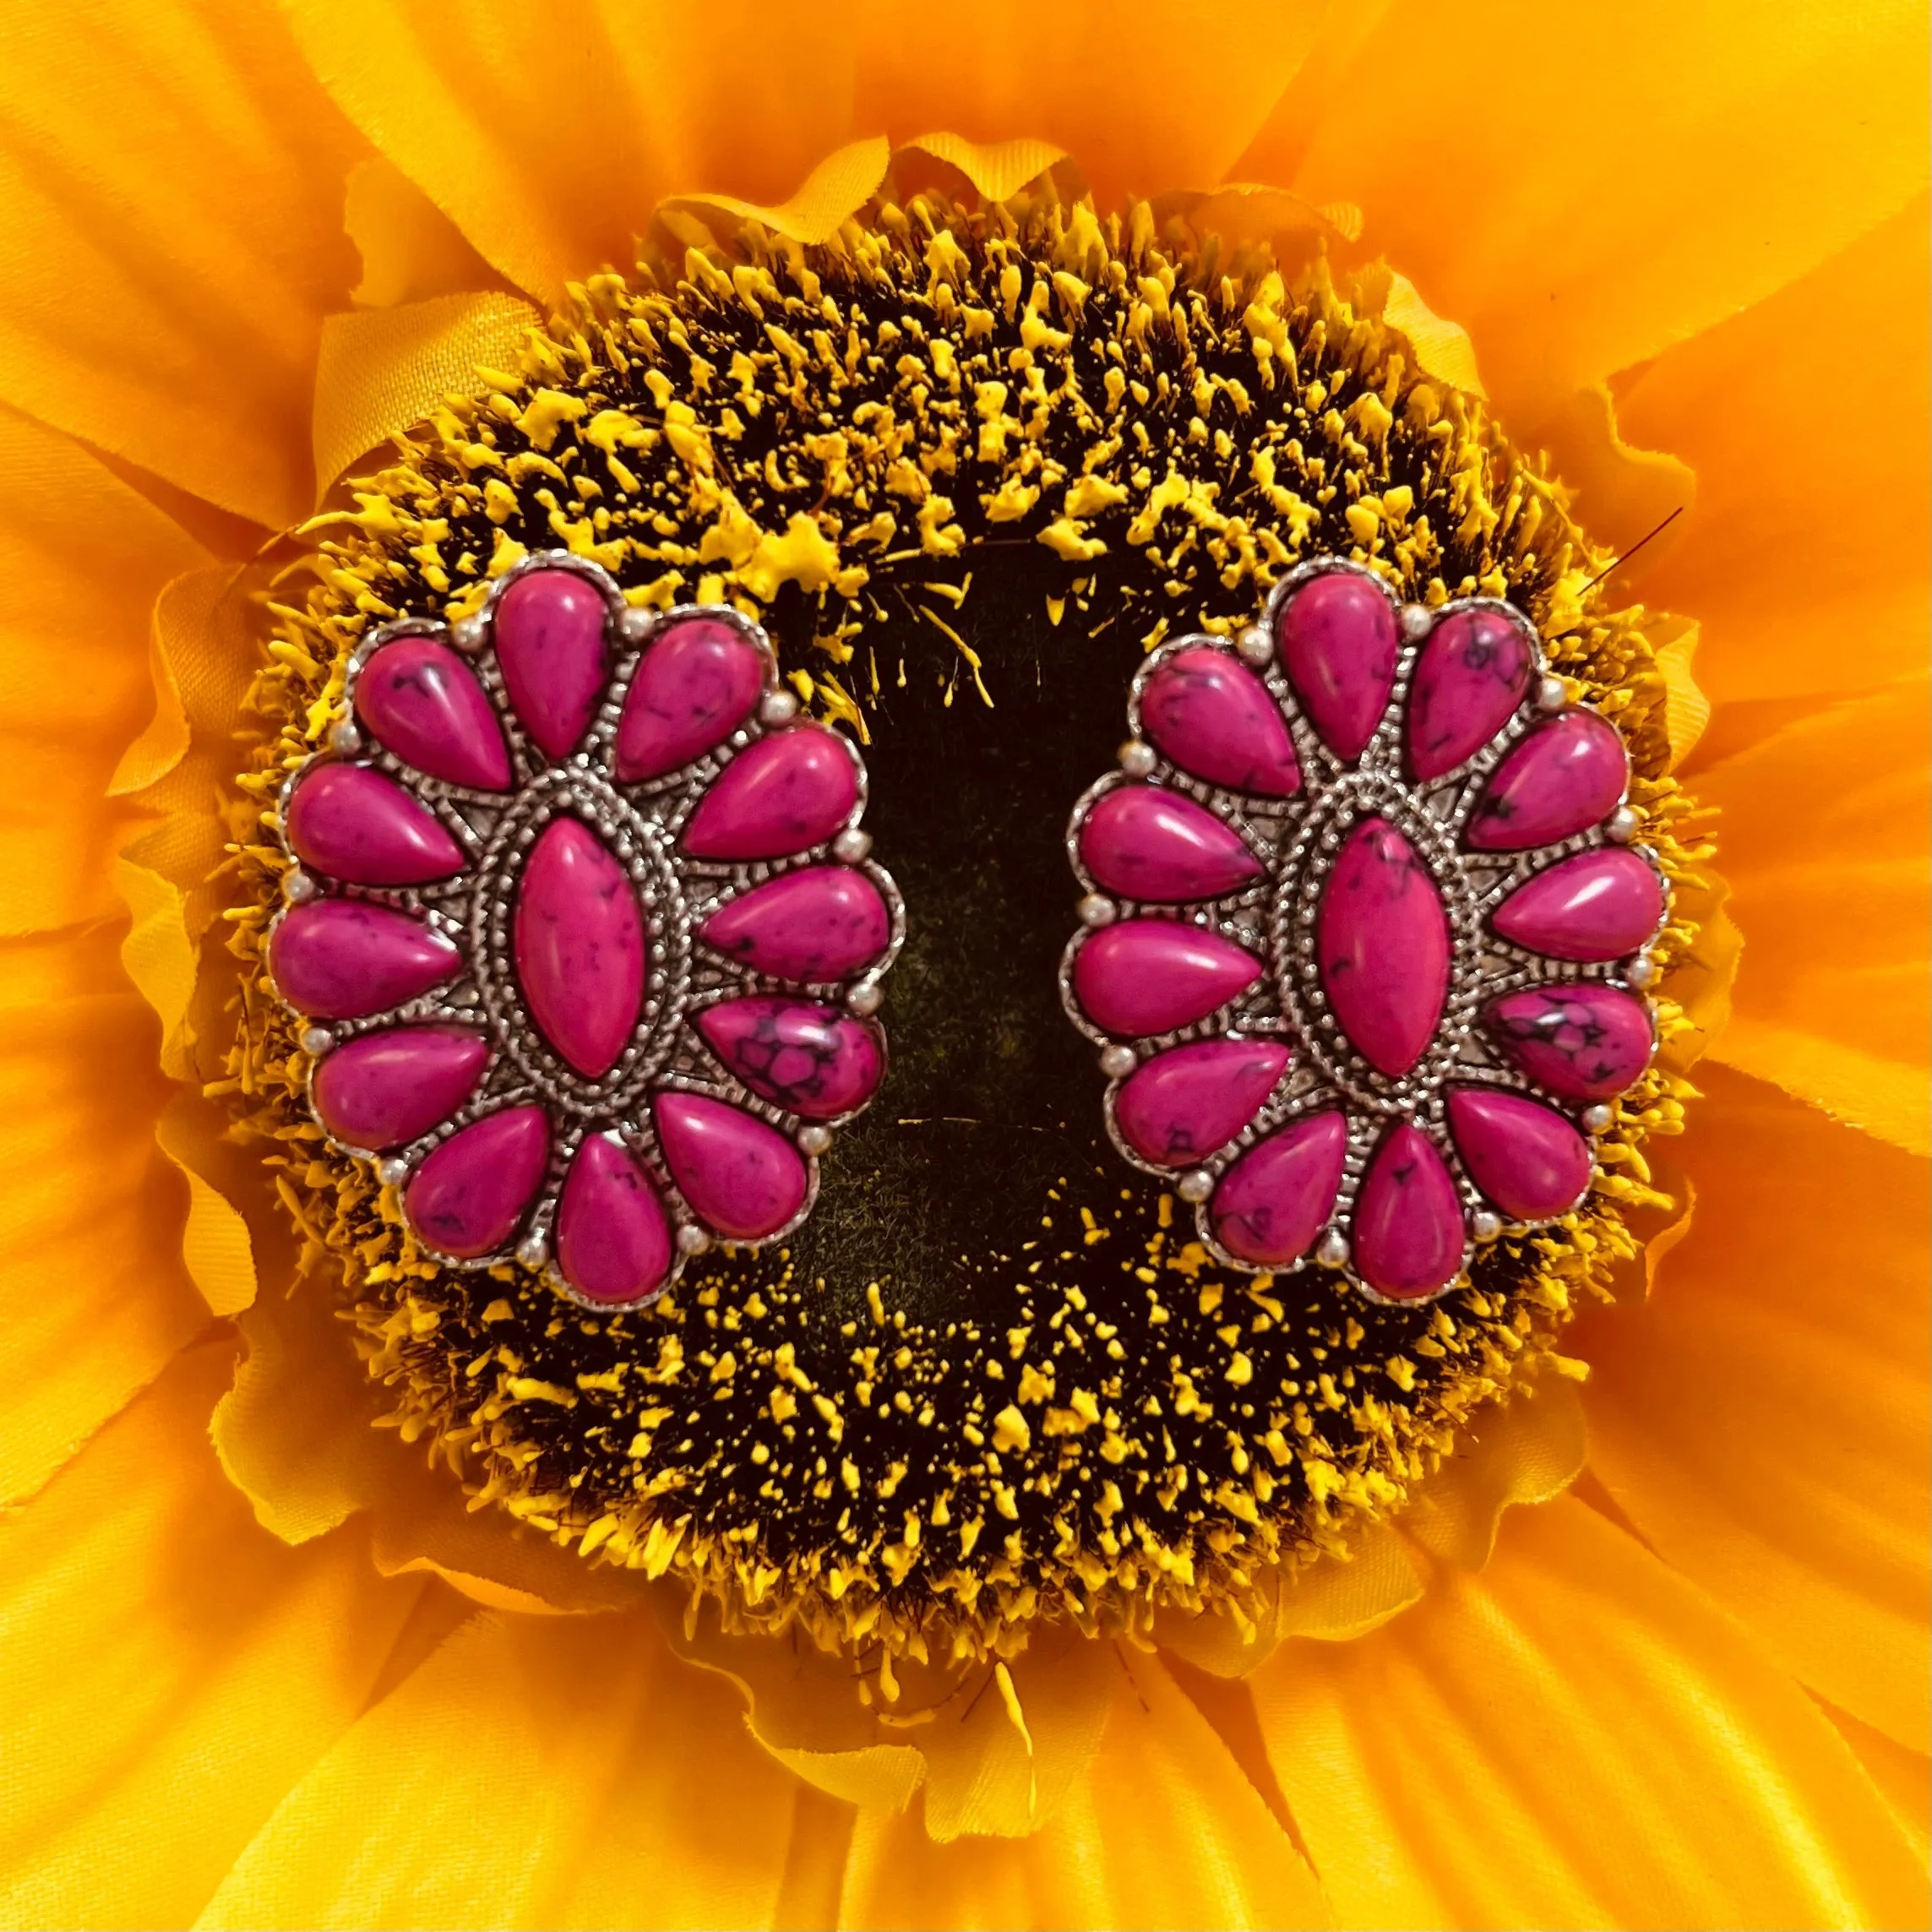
[1113,1037,1288,1167]
[1140,647,1301,796]
[269,900,461,1020]
[1276,570,1399,762]
[1492,848,1663,961]
[615,614,765,781]
[1211,1110,1347,1265]
[514,817,646,1080]
[555,1132,673,1303]
[286,765,465,885]
[683,728,860,861]
[653,1093,808,1241]
[1406,608,1533,781]
[356,637,511,790]
[405,1105,550,1260]
[698,867,891,982]
[1072,921,1261,1038]
[312,1025,488,1150]
[1079,787,1264,903]
[1447,1087,1592,1222]
[1352,1123,1465,1299]
[1318,817,1450,1077]
[493,569,610,761]
[698,998,884,1119]
[1465,711,1628,851]
[1488,985,1654,1102]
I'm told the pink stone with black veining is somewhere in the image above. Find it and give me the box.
[1140,647,1301,796]
[286,765,465,885]
[1447,1086,1592,1221]
[1113,1037,1289,1167]
[1317,817,1450,1078]
[356,636,512,790]
[493,569,610,761]
[615,614,765,781]
[1352,1122,1465,1298]
[555,1132,673,1303]
[683,727,858,861]
[698,998,884,1120]
[269,900,460,1020]
[1465,710,1628,851]
[1276,570,1399,763]
[698,867,891,982]
[1406,607,1532,781]
[514,817,645,1080]
[405,1104,550,1259]
[1072,921,1262,1038]
[1492,848,1663,961]
[311,1025,488,1150]
[1079,786,1264,902]
[1211,1110,1348,1265]
[653,1092,808,1241]
[1487,985,1653,1102]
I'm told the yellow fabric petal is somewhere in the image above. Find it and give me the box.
[197,1608,801,1929]
[0,0,362,529]
[285,0,862,307]
[1826,1704,1931,1868]
[665,136,893,247]
[1252,1494,1927,1929]
[1618,197,1930,708]
[0,407,207,934]
[1700,679,1929,1155]
[1269,2,1929,424]
[903,133,1069,205]
[0,1342,430,1928]
[0,925,209,1505]
[313,291,541,497]
[841,1644,1326,1929]
[345,155,511,309]
[1576,1065,1929,1751]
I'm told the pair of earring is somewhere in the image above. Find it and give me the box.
[270,552,1661,1312]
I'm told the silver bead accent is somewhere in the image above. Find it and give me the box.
[1098,1043,1137,1080]
[1236,624,1273,667]
[298,1025,334,1057]
[797,1124,833,1156]
[1177,1168,1214,1205]
[1118,739,1157,779]
[1471,1209,1503,1244]
[1400,602,1433,641]
[759,688,800,727]
[676,1223,711,1256]
[450,614,487,653]
[846,979,884,1017]
[617,606,656,644]
[281,868,317,905]
[515,1233,549,1270]
[1581,1103,1614,1135]
[1626,951,1657,989]
[376,1156,409,1188]
[329,719,363,756]
[1077,893,1118,929]
[830,826,872,864]
[1536,674,1569,713]
[1606,803,1641,843]
[1314,1228,1349,1269]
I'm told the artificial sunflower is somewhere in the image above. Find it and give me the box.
[0,3,1925,1928]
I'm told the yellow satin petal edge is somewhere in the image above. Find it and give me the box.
[1700,678,1929,1156]
[195,1608,803,1930]
[840,1645,1327,1930]
[0,0,361,529]
[662,136,893,248]
[346,156,512,310]
[313,291,545,502]
[902,133,1069,206]
[1575,1064,1930,1752]
[0,926,210,1506]
[1251,1494,1928,1929]
[1380,269,1486,400]
[1826,1702,1932,1868]
[0,1341,430,1929]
